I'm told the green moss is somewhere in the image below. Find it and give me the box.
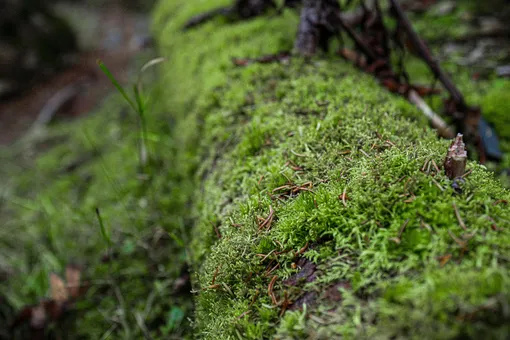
[2,0,509,338]
[153,0,510,339]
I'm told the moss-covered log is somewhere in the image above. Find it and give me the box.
[153,1,510,339]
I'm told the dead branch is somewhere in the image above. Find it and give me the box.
[408,90,454,139]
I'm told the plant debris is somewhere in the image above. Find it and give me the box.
[232,51,291,66]
[9,265,87,339]
[283,257,317,286]
[185,0,504,163]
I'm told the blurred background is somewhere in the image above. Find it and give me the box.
[0,0,154,144]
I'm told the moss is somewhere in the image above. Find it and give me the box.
[153,0,510,339]
[1,0,509,338]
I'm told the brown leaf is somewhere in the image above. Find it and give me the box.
[50,273,68,303]
[11,264,85,334]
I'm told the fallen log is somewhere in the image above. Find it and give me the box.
[153,1,510,339]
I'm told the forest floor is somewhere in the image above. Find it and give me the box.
[0,0,509,338]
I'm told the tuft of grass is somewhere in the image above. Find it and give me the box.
[97,58,166,172]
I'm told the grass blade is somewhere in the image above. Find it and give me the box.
[95,207,111,248]
[97,59,138,113]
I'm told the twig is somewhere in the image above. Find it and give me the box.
[340,187,348,207]
[211,266,221,285]
[461,169,472,178]
[389,0,465,108]
[268,275,278,305]
[448,230,467,248]
[295,242,309,256]
[31,80,89,130]
[265,263,280,276]
[453,203,467,231]
[336,13,378,62]
[431,178,444,192]
[396,218,410,239]
[258,206,275,231]
[431,159,441,174]
[249,289,260,308]
[408,90,454,139]
[235,310,251,320]
[257,249,276,262]
[211,221,222,239]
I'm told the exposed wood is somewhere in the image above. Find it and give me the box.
[444,134,467,180]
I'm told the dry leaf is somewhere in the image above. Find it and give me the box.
[50,273,68,303]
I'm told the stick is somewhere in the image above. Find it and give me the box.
[389,0,466,109]
[408,90,454,139]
